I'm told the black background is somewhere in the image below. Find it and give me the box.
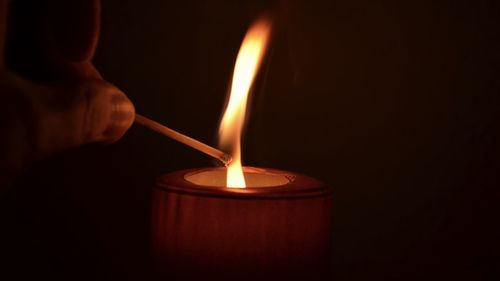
[2,0,500,280]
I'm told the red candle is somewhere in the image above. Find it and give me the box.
[150,14,332,280]
[152,166,332,280]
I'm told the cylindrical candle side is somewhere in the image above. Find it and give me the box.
[152,167,333,280]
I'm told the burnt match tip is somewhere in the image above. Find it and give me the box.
[221,154,233,167]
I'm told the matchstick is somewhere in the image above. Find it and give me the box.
[135,114,232,166]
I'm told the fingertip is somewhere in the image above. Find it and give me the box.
[79,79,134,145]
[100,90,135,144]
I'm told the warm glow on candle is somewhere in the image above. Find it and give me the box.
[218,17,272,188]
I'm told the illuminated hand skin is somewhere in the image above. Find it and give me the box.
[0,0,135,190]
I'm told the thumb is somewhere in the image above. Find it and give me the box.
[41,0,101,62]
[13,73,135,159]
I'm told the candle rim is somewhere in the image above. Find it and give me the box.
[155,167,331,200]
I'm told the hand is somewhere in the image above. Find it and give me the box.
[0,0,135,189]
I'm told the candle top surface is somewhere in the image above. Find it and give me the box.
[186,167,290,188]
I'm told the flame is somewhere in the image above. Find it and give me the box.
[218,17,272,188]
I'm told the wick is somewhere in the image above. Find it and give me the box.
[135,114,231,166]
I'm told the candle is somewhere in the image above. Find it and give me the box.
[151,14,332,280]
[152,166,332,280]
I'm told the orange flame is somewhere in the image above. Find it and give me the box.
[218,17,272,188]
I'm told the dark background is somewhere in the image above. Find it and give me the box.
[2,0,500,280]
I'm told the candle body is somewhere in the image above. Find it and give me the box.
[152,168,332,280]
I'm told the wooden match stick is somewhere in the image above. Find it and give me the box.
[135,114,232,166]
